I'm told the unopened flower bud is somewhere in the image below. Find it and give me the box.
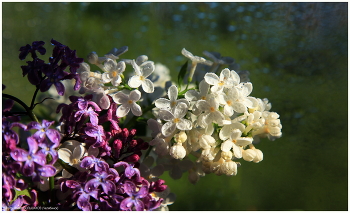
[174,131,187,143]
[242,149,257,162]
[125,153,140,163]
[169,143,186,159]
[252,149,263,163]
[221,160,237,176]
[221,151,233,161]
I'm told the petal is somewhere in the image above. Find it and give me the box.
[232,144,242,158]
[33,153,47,165]
[22,161,35,176]
[128,75,142,88]
[177,98,190,107]
[232,102,247,113]
[140,61,155,77]
[38,165,56,177]
[99,94,110,110]
[77,193,92,211]
[116,61,126,73]
[58,148,73,164]
[89,113,99,126]
[196,100,210,111]
[131,60,142,75]
[157,110,174,121]
[224,105,234,116]
[204,73,219,85]
[220,68,231,80]
[85,179,99,192]
[230,129,242,140]
[161,121,176,137]
[236,137,253,146]
[39,79,52,92]
[221,140,233,152]
[10,148,28,161]
[129,90,141,102]
[111,75,122,87]
[243,98,253,108]
[112,92,129,104]
[176,118,192,130]
[26,121,41,130]
[80,156,94,168]
[230,70,241,84]
[120,198,134,211]
[101,72,111,83]
[131,103,142,116]
[168,85,178,101]
[73,145,86,160]
[141,79,154,93]
[185,89,200,101]
[173,102,188,118]
[155,98,171,109]
[241,82,253,96]
[219,125,231,141]
[46,129,61,144]
[116,105,130,117]
[27,137,39,153]
[54,81,65,96]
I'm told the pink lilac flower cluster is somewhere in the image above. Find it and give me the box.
[2,40,167,211]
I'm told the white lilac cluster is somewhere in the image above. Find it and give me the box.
[148,49,282,182]
[76,47,282,184]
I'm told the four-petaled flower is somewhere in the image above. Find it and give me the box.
[155,85,189,111]
[112,90,142,117]
[128,59,155,93]
[120,181,149,211]
[157,102,192,137]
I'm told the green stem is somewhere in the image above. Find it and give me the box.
[49,176,55,204]
[30,86,40,109]
[2,93,39,122]
[57,159,79,174]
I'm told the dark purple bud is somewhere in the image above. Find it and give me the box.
[125,154,140,163]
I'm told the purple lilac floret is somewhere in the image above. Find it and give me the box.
[27,119,61,144]
[10,136,56,178]
[19,41,46,60]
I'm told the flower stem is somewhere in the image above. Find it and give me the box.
[30,86,40,109]
[2,93,39,122]
[49,176,55,204]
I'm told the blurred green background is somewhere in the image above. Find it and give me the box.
[2,2,348,210]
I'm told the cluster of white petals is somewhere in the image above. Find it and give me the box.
[147,48,282,183]
[76,46,282,187]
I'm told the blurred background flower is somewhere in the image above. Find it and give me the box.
[2,2,347,210]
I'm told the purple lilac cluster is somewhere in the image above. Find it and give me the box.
[55,93,166,210]
[20,39,83,95]
[2,101,58,209]
[2,40,167,211]
[58,161,166,210]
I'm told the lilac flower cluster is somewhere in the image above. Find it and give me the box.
[2,103,59,209]
[2,40,167,211]
[58,161,165,211]
[20,39,83,95]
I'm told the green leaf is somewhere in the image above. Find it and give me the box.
[177,60,188,89]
